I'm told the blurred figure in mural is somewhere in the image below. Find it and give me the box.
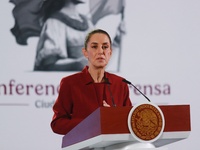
[10,0,126,72]
[34,0,94,71]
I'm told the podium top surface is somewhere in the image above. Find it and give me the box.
[62,105,191,149]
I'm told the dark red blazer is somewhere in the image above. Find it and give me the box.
[51,66,132,135]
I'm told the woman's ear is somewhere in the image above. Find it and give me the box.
[82,48,88,58]
[110,48,112,56]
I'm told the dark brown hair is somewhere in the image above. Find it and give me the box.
[84,29,112,49]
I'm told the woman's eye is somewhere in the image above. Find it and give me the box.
[102,46,108,50]
[92,46,97,49]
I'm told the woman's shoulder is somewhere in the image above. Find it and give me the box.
[106,72,124,82]
[61,72,83,80]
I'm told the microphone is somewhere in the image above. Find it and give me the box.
[105,78,116,107]
[122,79,151,102]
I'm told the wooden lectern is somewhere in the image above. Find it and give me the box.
[62,105,191,150]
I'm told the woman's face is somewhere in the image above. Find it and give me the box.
[83,33,112,69]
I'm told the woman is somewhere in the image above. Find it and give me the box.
[51,29,132,135]
[34,0,94,71]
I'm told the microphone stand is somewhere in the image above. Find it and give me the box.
[122,79,151,102]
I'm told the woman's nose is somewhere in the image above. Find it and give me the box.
[97,47,104,54]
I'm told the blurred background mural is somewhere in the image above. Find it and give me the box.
[0,0,200,150]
